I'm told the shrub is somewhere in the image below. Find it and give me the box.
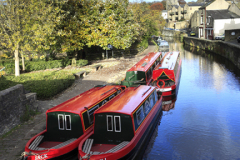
[0,70,76,99]
[76,59,88,67]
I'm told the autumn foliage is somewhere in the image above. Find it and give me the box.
[150,2,165,11]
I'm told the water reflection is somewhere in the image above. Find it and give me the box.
[143,37,240,160]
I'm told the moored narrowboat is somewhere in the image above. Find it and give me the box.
[22,85,125,160]
[121,52,163,87]
[158,40,169,53]
[151,51,182,98]
[78,85,162,160]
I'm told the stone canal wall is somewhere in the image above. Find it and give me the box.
[0,84,36,136]
[183,37,240,69]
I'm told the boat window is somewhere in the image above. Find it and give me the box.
[150,94,155,107]
[109,94,115,100]
[144,101,150,115]
[58,114,64,130]
[154,90,158,101]
[107,115,113,131]
[65,115,71,130]
[114,116,121,132]
[102,99,108,106]
[136,106,144,125]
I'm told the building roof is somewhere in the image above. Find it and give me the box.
[207,10,240,19]
[95,85,156,115]
[188,2,205,6]
[47,85,123,114]
[199,0,214,9]
[127,52,161,72]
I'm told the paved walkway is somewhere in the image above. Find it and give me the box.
[0,44,157,160]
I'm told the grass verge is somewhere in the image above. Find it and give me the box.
[0,68,87,99]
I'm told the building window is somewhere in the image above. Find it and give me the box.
[201,16,203,24]
[58,114,64,130]
[207,16,211,23]
[65,115,71,130]
[107,115,113,131]
[114,116,121,132]
[200,28,203,37]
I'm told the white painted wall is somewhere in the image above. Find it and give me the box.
[213,18,240,37]
[162,10,168,19]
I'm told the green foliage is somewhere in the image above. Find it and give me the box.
[130,2,165,41]
[0,70,76,99]
[0,59,88,74]
[76,59,88,67]
[20,105,40,122]
[139,38,149,50]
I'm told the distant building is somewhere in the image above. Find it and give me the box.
[162,10,168,19]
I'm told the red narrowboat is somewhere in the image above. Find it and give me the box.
[151,51,182,99]
[22,85,125,160]
[78,85,162,160]
[121,52,164,87]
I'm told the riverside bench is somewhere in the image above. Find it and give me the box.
[73,70,87,79]
[92,65,103,72]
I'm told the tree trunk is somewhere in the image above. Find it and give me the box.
[15,45,20,76]
[21,53,25,71]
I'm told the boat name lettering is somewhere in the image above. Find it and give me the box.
[35,154,48,160]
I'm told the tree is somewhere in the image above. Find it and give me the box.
[150,2,165,10]
[178,0,186,5]
[0,0,67,76]
[61,0,139,52]
[130,2,165,40]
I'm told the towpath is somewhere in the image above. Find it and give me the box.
[0,43,157,160]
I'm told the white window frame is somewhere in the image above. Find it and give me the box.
[107,115,113,131]
[58,114,65,130]
[65,115,71,130]
[114,116,121,132]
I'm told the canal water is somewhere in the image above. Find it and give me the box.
[143,38,240,160]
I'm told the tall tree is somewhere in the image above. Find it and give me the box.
[0,0,67,76]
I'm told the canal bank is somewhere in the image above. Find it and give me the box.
[183,37,240,69]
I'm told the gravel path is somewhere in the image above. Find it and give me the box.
[0,44,157,160]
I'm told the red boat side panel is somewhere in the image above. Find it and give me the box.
[95,86,155,115]
[127,52,161,72]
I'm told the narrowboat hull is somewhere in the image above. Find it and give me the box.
[78,97,163,160]
[23,128,93,160]
[155,60,182,98]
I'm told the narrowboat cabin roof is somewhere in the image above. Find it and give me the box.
[154,51,179,71]
[95,85,156,115]
[127,52,161,72]
[47,85,123,114]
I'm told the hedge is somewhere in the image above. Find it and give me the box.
[0,70,76,99]
[0,59,88,74]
